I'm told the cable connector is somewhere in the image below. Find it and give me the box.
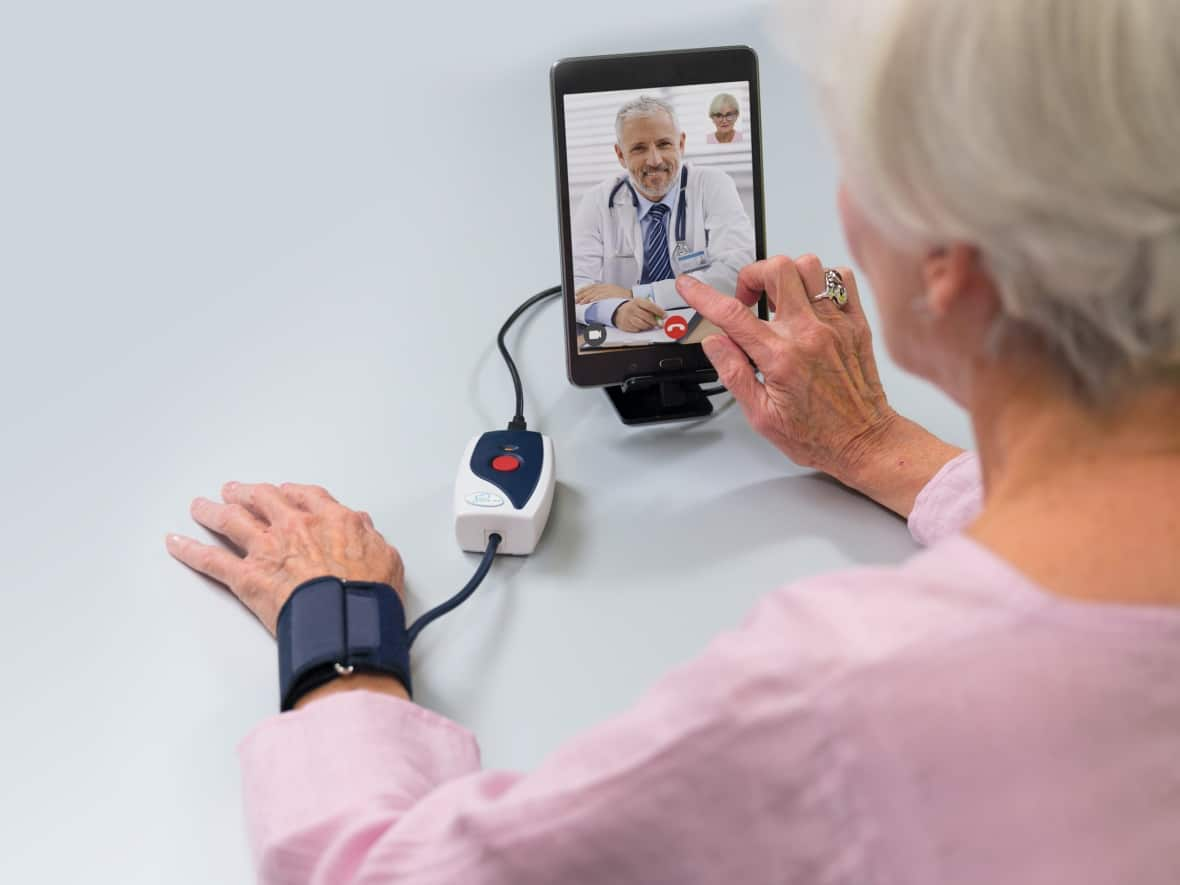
[507,417,528,431]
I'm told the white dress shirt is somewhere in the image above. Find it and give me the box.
[571,163,755,327]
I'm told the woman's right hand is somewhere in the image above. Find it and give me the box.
[677,256,961,517]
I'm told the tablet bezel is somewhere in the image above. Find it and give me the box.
[550,45,767,389]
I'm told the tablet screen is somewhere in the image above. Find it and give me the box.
[564,82,757,354]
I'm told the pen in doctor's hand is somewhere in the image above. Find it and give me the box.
[676,257,962,518]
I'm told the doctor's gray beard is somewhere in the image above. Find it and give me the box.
[629,156,681,203]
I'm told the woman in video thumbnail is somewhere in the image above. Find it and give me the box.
[706,92,742,144]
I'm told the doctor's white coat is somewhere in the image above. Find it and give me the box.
[571,164,755,325]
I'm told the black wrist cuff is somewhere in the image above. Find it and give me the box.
[276,576,412,712]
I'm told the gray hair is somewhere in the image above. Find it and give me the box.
[615,96,681,146]
[796,0,1180,401]
[708,93,740,117]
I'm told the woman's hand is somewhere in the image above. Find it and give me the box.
[677,256,962,517]
[165,482,404,635]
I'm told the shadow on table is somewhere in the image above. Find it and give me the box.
[548,470,912,585]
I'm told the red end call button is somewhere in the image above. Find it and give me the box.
[491,454,521,472]
[664,315,689,340]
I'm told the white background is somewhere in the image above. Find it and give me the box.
[0,1,971,881]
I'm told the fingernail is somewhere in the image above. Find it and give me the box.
[678,275,698,288]
[225,481,239,490]
[166,534,182,547]
[701,335,722,357]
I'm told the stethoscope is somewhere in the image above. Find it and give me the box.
[607,165,690,258]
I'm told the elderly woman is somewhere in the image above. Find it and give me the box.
[167,1,1179,882]
[706,91,742,143]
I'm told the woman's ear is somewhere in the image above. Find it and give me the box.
[922,244,991,317]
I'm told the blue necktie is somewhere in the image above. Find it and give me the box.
[639,203,673,284]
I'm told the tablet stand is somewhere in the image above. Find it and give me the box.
[604,369,718,425]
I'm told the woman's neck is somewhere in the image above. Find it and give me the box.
[714,129,735,143]
[967,357,1180,606]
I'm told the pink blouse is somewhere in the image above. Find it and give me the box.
[239,453,1180,883]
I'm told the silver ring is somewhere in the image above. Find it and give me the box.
[812,269,848,308]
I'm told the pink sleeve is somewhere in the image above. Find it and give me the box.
[907,451,984,546]
[237,591,864,884]
[238,693,482,882]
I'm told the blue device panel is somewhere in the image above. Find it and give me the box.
[469,430,543,510]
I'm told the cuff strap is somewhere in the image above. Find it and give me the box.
[276,576,412,712]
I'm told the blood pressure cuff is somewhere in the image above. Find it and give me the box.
[277,576,412,712]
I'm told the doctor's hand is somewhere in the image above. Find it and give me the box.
[165,482,405,636]
[614,298,666,332]
[575,283,632,304]
[676,256,963,518]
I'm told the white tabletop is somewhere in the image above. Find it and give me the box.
[0,2,971,881]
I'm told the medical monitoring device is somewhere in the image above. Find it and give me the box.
[452,285,560,560]
[279,50,765,708]
[454,429,555,555]
[350,49,764,670]
[551,46,767,424]
[437,47,766,634]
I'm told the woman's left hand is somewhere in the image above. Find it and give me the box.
[166,482,404,635]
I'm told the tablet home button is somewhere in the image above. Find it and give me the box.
[659,358,684,370]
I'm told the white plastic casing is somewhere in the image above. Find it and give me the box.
[454,432,555,555]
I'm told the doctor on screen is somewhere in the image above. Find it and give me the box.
[572,95,756,332]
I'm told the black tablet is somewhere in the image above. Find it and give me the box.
[551,46,767,389]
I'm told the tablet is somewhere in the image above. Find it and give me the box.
[551,46,767,389]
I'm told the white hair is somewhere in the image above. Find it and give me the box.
[615,96,681,146]
[791,0,1180,400]
[708,93,740,117]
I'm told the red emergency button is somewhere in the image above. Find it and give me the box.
[491,454,520,472]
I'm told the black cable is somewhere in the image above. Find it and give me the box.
[407,533,502,646]
[406,286,557,644]
[410,287,721,645]
[499,285,562,431]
